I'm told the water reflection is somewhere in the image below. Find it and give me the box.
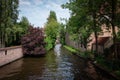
[41,47,75,80]
[0,44,116,80]
[54,44,61,57]
[0,46,92,80]
[0,59,23,79]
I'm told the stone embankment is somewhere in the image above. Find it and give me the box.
[0,46,23,67]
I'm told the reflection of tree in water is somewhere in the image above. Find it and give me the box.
[54,44,61,56]
[84,61,115,80]
[0,59,23,79]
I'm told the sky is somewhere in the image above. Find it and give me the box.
[19,0,70,27]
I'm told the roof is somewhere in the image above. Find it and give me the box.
[93,37,110,45]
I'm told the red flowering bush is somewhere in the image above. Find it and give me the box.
[21,26,46,56]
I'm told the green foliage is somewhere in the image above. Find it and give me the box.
[19,17,30,34]
[45,11,60,51]
[5,16,30,46]
[116,31,120,41]
[63,0,120,78]
[59,23,66,45]
[63,0,120,55]
[0,0,19,47]
[44,37,53,51]
[95,0,120,58]
[62,0,93,49]
[5,24,21,46]
[77,51,93,59]
[95,55,105,64]
[64,45,93,59]
[47,11,57,23]
[0,0,30,47]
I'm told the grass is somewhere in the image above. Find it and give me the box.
[63,45,78,53]
[63,45,93,59]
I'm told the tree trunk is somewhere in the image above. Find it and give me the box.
[94,30,98,56]
[93,12,98,57]
[111,0,117,59]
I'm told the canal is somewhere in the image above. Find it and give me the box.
[0,44,114,80]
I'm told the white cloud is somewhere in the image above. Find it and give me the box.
[19,0,31,6]
[44,1,70,22]
[33,0,43,5]
[45,2,60,10]
[19,0,70,27]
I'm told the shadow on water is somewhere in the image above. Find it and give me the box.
[0,59,23,79]
[0,44,112,80]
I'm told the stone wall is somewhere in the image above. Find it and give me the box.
[0,46,23,67]
[65,32,86,52]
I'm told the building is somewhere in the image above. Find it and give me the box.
[87,24,119,53]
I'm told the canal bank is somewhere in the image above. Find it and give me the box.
[64,45,119,80]
[0,46,23,67]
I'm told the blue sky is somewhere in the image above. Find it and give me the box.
[19,0,70,27]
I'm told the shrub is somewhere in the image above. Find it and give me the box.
[21,26,46,56]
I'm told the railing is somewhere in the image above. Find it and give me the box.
[0,46,22,51]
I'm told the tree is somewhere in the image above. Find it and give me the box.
[21,26,46,56]
[0,0,19,47]
[47,11,57,23]
[88,0,103,56]
[44,11,60,50]
[62,0,93,50]
[63,0,120,58]
[59,23,66,45]
[5,16,30,47]
[98,0,120,59]
[19,16,30,34]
